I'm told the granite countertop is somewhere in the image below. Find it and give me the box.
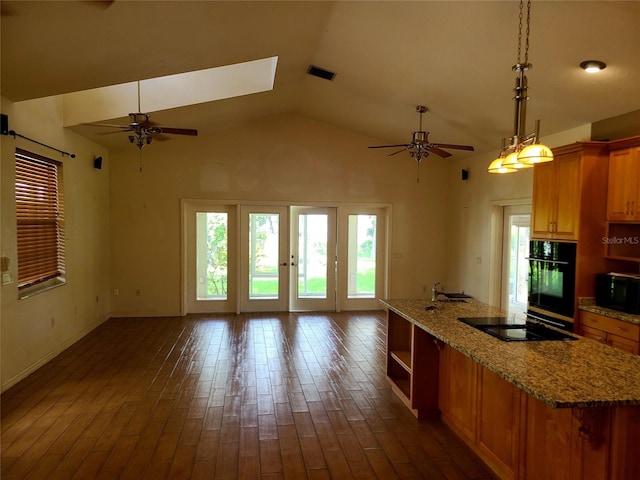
[380,298,640,409]
[578,297,640,326]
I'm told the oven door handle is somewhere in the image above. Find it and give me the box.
[526,313,567,329]
[525,257,570,265]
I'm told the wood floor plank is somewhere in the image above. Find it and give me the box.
[1,312,497,480]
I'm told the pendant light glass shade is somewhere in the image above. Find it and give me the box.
[487,0,552,174]
[502,150,534,169]
[517,144,554,164]
[488,156,518,174]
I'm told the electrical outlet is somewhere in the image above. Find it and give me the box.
[113,289,119,296]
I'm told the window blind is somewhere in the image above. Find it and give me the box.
[15,149,65,288]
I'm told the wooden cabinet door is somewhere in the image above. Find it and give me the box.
[581,325,607,344]
[607,148,639,221]
[531,161,557,239]
[477,368,522,480]
[553,151,581,240]
[438,346,478,443]
[633,147,640,220]
[523,396,574,480]
[531,151,580,240]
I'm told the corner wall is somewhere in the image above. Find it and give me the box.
[1,96,112,391]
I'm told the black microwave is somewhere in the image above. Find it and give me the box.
[595,273,640,314]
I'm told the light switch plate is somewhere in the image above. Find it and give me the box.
[2,272,13,285]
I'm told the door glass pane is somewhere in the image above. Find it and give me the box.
[507,214,530,318]
[249,213,280,299]
[347,214,376,298]
[298,213,328,299]
[196,212,228,300]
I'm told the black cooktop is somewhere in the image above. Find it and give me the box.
[458,316,526,328]
[457,316,577,342]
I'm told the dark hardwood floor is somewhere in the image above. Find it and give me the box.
[1,311,497,479]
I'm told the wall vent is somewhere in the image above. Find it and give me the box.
[307,65,336,81]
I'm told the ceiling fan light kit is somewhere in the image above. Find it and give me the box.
[488,0,553,174]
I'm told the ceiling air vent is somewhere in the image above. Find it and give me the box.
[307,65,336,81]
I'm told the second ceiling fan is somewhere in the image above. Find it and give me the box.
[369,105,474,162]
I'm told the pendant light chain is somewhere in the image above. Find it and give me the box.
[524,0,531,66]
[516,0,531,66]
[488,0,554,174]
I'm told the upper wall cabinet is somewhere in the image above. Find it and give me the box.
[607,141,640,222]
[531,142,609,241]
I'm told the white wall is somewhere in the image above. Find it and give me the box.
[1,96,111,391]
[108,113,454,316]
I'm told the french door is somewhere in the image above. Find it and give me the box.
[289,206,337,312]
[183,201,388,314]
[240,205,289,312]
[182,201,236,313]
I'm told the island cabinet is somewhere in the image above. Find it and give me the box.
[579,310,640,355]
[381,300,640,480]
[531,142,609,241]
[385,309,440,417]
[439,348,523,480]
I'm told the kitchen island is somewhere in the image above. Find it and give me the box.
[380,298,640,480]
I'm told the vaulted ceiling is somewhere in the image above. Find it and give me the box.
[2,1,639,157]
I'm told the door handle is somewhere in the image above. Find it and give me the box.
[280,262,288,266]
[291,262,297,266]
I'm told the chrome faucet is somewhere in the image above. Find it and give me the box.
[431,282,441,302]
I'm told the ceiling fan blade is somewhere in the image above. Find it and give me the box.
[387,147,409,157]
[81,122,131,130]
[434,143,475,151]
[95,129,133,136]
[156,127,198,136]
[428,147,452,158]
[369,144,411,149]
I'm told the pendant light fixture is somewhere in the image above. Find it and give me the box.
[488,0,553,174]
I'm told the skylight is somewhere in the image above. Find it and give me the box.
[62,56,278,126]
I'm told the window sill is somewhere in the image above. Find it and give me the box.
[19,277,66,300]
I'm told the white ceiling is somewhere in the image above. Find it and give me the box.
[2,1,639,157]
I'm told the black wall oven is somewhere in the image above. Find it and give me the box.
[527,240,577,331]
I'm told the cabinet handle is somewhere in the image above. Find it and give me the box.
[632,201,635,216]
[616,325,628,332]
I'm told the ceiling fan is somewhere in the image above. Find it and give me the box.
[368,105,474,162]
[82,82,198,150]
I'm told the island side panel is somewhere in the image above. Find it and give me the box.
[411,325,440,417]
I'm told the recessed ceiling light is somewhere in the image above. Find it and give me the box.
[580,60,606,73]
